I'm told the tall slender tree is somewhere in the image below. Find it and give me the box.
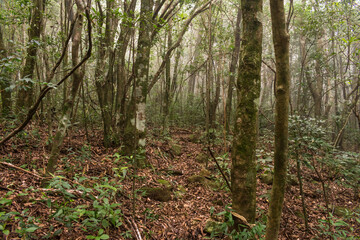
[265,0,291,238]
[16,0,44,111]
[231,0,263,225]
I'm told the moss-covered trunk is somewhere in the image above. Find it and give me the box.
[16,0,44,111]
[123,0,152,165]
[231,0,263,225]
[265,0,290,238]
[0,25,11,116]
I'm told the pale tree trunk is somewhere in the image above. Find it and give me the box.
[205,4,212,138]
[307,31,324,119]
[162,24,172,134]
[225,5,241,133]
[187,32,202,104]
[16,0,44,111]
[46,1,85,175]
[0,25,11,116]
[231,0,263,226]
[265,0,290,238]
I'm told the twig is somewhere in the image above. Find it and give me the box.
[0,161,48,179]
[207,147,231,192]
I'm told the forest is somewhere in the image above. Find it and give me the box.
[0,0,359,239]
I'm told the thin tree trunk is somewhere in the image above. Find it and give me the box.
[225,6,241,133]
[46,1,85,174]
[0,25,11,116]
[265,0,290,238]
[16,0,44,111]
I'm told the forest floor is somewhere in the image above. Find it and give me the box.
[0,123,359,239]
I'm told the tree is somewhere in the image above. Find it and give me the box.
[16,0,44,111]
[231,0,263,225]
[46,0,86,174]
[265,0,290,238]
[0,25,11,116]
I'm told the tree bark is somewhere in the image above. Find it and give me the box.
[265,0,290,238]
[46,1,86,174]
[0,25,11,116]
[225,5,241,133]
[231,0,263,225]
[16,0,44,111]
[123,0,153,163]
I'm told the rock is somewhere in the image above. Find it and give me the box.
[260,172,273,185]
[171,143,182,156]
[156,179,172,188]
[140,187,172,202]
[160,169,183,176]
[199,168,211,178]
[204,220,221,234]
[189,134,199,143]
[187,175,220,190]
[287,174,299,186]
[187,175,206,184]
[195,153,208,164]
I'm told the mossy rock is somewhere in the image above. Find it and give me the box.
[157,179,172,188]
[204,220,222,234]
[160,169,183,176]
[171,143,182,156]
[287,174,299,186]
[195,153,208,164]
[187,175,220,190]
[187,175,206,184]
[199,168,212,178]
[140,187,172,202]
[189,134,199,143]
[260,172,273,185]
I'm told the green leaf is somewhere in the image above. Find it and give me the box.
[25,226,39,232]
[100,234,109,239]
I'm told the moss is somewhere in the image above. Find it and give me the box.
[157,179,172,188]
[171,143,182,156]
[195,152,208,164]
[140,187,172,202]
[260,172,273,185]
[187,175,206,184]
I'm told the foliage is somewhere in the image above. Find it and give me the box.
[316,212,360,240]
[208,205,266,239]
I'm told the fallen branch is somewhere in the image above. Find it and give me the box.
[0,161,48,179]
[207,147,232,192]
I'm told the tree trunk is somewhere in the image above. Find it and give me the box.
[162,24,172,134]
[16,0,44,111]
[225,5,241,133]
[231,0,263,226]
[0,25,11,116]
[123,0,153,164]
[95,0,117,147]
[265,0,290,238]
[46,1,85,175]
